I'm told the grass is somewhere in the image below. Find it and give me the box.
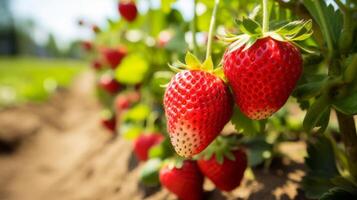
[0,57,86,107]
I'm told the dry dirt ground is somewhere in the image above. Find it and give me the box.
[0,71,308,200]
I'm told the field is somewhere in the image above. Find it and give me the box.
[0,57,85,107]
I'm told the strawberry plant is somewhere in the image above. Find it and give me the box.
[82,0,357,199]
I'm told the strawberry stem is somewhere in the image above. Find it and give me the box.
[262,0,269,34]
[206,0,220,60]
[191,0,199,55]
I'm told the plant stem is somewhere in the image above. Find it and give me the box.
[191,0,199,56]
[262,0,269,33]
[314,0,334,63]
[336,111,357,180]
[206,0,220,60]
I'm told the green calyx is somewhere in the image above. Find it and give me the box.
[220,17,314,53]
[195,135,241,165]
[168,52,225,81]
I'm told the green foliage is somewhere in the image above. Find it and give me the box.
[303,0,343,47]
[230,106,259,136]
[333,91,357,115]
[302,135,339,199]
[149,139,174,159]
[115,54,149,85]
[140,158,162,186]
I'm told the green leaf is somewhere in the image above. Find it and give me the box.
[230,106,260,136]
[332,91,357,115]
[276,20,312,39]
[139,158,162,186]
[238,18,262,35]
[121,124,142,140]
[331,177,357,194]
[320,187,357,200]
[303,95,330,132]
[115,54,149,85]
[302,0,342,46]
[185,52,201,70]
[123,104,151,122]
[293,80,325,100]
[302,135,339,199]
[315,108,330,134]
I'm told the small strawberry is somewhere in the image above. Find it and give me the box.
[164,53,233,157]
[101,47,127,69]
[91,60,102,70]
[99,74,121,94]
[159,160,204,200]
[114,91,140,112]
[115,94,131,111]
[197,136,247,191]
[118,0,138,22]
[101,110,116,132]
[81,41,92,51]
[133,133,164,161]
[221,16,312,120]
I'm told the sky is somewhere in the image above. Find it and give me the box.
[10,0,193,49]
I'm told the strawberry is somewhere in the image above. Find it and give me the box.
[115,91,140,112]
[115,94,131,111]
[99,74,121,94]
[133,133,164,161]
[81,41,92,51]
[220,14,312,120]
[118,1,138,22]
[91,60,102,70]
[159,160,204,200]
[197,136,247,191]
[101,110,116,132]
[164,53,233,157]
[223,37,302,120]
[101,47,127,69]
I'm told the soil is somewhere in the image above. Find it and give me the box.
[0,71,308,200]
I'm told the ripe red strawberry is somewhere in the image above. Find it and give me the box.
[118,1,138,22]
[99,74,121,94]
[198,149,247,191]
[164,69,233,157]
[133,133,164,161]
[101,115,116,132]
[159,160,203,200]
[101,47,127,69]
[91,60,102,70]
[223,37,302,120]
